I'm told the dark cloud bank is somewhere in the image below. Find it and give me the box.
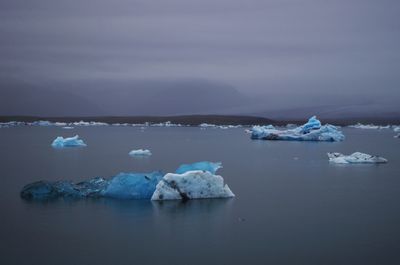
[1,0,399,119]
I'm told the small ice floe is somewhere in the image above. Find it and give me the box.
[251,116,344,142]
[0,121,25,128]
[348,123,390,130]
[129,149,152,156]
[394,133,400,138]
[62,126,74,129]
[199,123,216,128]
[327,152,388,164]
[393,126,400,133]
[151,162,234,201]
[30,120,53,126]
[51,135,87,148]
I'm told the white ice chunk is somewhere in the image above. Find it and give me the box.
[51,135,87,148]
[348,123,390,129]
[151,170,235,201]
[129,149,152,156]
[327,152,388,164]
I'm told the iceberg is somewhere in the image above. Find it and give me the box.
[51,135,87,148]
[175,161,222,174]
[21,162,235,202]
[393,126,400,133]
[327,152,388,164]
[129,149,152,156]
[251,116,344,142]
[151,170,234,201]
[20,171,164,200]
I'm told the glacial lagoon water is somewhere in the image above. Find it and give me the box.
[0,126,399,265]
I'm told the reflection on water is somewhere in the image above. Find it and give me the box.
[1,127,400,265]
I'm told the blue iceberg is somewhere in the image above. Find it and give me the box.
[101,172,163,199]
[51,135,87,148]
[21,171,164,200]
[251,116,344,142]
[175,161,222,174]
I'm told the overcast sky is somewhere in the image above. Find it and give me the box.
[0,0,399,115]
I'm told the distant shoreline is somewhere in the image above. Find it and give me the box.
[0,115,399,126]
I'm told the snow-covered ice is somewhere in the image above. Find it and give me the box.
[51,135,87,148]
[327,152,388,164]
[151,166,234,201]
[251,116,344,142]
[129,149,152,156]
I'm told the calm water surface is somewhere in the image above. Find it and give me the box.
[0,126,399,265]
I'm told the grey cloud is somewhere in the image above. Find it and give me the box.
[0,0,399,116]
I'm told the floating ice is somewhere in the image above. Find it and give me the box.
[348,123,390,129]
[175,161,222,174]
[327,152,388,164]
[20,171,164,200]
[62,126,74,129]
[151,170,234,201]
[51,135,87,148]
[31,120,53,126]
[21,162,235,201]
[101,172,163,199]
[395,133,400,138]
[129,149,152,156]
[251,116,344,142]
[393,126,400,133]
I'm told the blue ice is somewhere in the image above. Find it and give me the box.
[251,116,344,142]
[51,135,87,148]
[175,161,222,174]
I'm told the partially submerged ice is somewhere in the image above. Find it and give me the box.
[251,116,344,142]
[129,149,152,156]
[327,152,388,164]
[151,162,234,201]
[20,171,164,200]
[51,135,87,148]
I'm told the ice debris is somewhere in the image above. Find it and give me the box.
[348,123,390,130]
[51,135,87,148]
[251,116,344,142]
[129,149,152,156]
[327,152,388,164]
